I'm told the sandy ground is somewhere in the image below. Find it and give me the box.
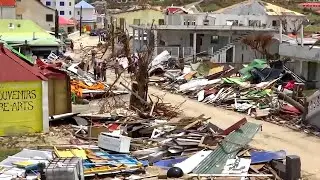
[70,34,320,179]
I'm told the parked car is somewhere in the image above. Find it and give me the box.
[89,29,107,36]
[89,29,98,36]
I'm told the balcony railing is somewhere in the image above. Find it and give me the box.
[155,46,193,58]
[279,43,320,61]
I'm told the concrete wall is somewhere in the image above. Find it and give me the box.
[16,0,55,31]
[279,43,320,61]
[234,43,262,63]
[111,9,164,34]
[0,7,16,19]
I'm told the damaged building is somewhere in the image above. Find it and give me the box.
[131,0,306,63]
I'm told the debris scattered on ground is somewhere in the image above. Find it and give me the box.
[150,58,316,134]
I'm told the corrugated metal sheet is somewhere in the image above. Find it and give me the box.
[192,122,261,174]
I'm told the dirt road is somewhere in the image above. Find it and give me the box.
[147,87,320,179]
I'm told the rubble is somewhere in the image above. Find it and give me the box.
[0,101,300,179]
[150,58,313,133]
[0,31,304,180]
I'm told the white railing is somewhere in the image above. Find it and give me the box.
[155,46,194,58]
[279,43,320,61]
[182,47,193,57]
[208,47,214,56]
[156,46,179,57]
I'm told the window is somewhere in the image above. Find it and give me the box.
[59,11,65,15]
[226,20,238,26]
[308,62,317,81]
[77,11,80,15]
[272,20,278,26]
[69,11,72,15]
[158,19,165,25]
[120,18,125,30]
[46,14,54,22]
[16,14,22,19]
[46,1,51,6]
[60,1,64,6]
[211,36,218,44]
[248,20,261,27]
[69,2,71,6]
[133,19,140,25]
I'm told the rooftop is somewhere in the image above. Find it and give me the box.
[0,19,59,45]
[75,0,94,9]
[214,0,304,16]
[0,43,47,82]
[129,24,277,32]
[0,0,15,7]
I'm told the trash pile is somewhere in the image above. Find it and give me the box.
[36,54,128,103]
[151,58,308,130]
[0,105,301,179]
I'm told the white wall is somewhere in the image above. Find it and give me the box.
[75,8,96,22]
[0,7,16,19]
[41,0,75,19]
[234,43,262,63]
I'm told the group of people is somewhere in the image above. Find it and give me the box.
[93,60,107,81]
[99,32,108,42]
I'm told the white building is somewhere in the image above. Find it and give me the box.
[40,0,75,19]
[75,0,97,29]
[0,0,16,19]
[131,0,306,64]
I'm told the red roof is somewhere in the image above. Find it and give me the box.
[299,2,320,6]
[166,7,188,14]
[59,16,75,26]
[0,0,15,7]
[36,59,67,80]
[0,44,47,82]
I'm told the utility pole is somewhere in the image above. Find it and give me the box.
[80,6,83,36]
[54,10,59,39]
[104,1,107,30]
[111,16,115,57]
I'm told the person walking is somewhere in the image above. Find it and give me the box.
[114,59,120,78]
[101,61,107,81]
[70,40,74,52]
[96,63,102,80]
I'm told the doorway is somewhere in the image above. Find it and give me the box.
[226,47,233,63]
[189,33,204,54]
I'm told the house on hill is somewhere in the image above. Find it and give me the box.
[108,6,164,35]
[131,0,306,63]
[75,0,97,30]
